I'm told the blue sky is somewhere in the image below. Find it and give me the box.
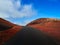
[0,0,60,25]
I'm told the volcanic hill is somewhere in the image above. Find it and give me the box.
[0,18,22,45]
[27,18,60,45]
[0,18,15,26]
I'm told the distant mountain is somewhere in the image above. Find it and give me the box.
[27,18,60,45]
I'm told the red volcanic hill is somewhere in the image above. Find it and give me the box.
[27,18,60,44]
[0,18,15,27]
[0,18,16,30]
[0,18,22,45]
[0,18,23,30]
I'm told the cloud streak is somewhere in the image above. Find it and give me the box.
[0,0,37,18]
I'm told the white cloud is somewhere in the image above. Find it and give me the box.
[0,0,37,18]
[0,0,38,25]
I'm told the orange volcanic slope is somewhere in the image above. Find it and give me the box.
[27,18,60,44]
[0,18,22,45]
[0,18,15,27]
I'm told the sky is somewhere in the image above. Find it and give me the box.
[0,0,60,26]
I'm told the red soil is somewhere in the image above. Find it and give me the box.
[0,18,22,45]
[27,18,60,45]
